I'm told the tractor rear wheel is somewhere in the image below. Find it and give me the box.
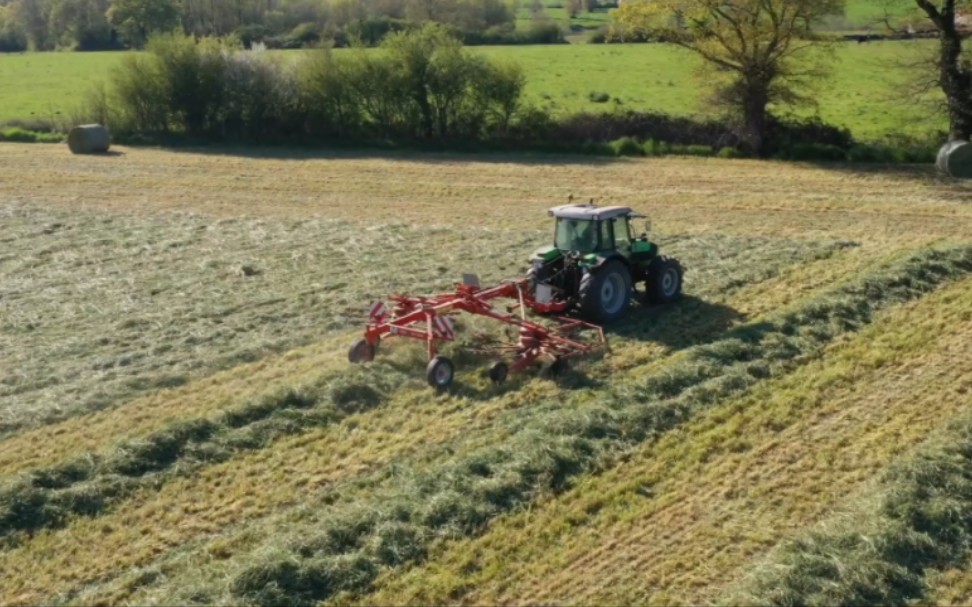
[646,256,683,304]
[426,356,455,389]
[578,259,632,323]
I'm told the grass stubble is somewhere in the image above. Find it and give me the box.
[0,143,971,605]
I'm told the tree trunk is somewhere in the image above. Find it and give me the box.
[939,30,972,140]
[742,83,769,155]
[916,0,972,140]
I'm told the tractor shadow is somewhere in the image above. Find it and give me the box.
[607,295,746,352]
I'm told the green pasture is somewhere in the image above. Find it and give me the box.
[481,40,944,141]
[0,38,946,142]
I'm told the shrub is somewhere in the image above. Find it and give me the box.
[611,136,644,156]
[220,53,304,141]
[518,20,566,44]
[0,19,27,52]
[671,144,714,156]
[717,146,744,158]
[587,26,609,43]
[344,18,412,47]
[765,115,853,156]
[0,127,39,142]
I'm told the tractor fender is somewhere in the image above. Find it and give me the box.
[531,245,562,263]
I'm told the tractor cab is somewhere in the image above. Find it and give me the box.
[529,202,682,323]
[549,204,648,257]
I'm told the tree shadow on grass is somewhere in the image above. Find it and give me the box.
[152,143,624,166]
[791,159,972,191]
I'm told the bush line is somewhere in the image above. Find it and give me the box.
[0,364,410,543]
[228,246,972,607]
[738,415,972,606]
[63,28,931,164]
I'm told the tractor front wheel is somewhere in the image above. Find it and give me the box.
[646,257,683,304]
[578,259,632,323]
[426,356,455,389]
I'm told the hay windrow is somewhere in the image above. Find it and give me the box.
[223,246,972,607]
[735,414,972,607]
[0,203,840,440]
[0,364,410,543]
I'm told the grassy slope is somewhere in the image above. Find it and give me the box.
[0,144,970,604]
[356,276,972,606]
[0,40,945,142]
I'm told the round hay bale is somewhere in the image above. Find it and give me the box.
[67,124,110,155]
[936,140,972,178]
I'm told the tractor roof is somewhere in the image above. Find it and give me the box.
[548,204,640,220]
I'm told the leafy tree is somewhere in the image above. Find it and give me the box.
[475,59,525,132]
[106,0,180,47]
[0,5,29,51]
[50,0,114,49]
[913,0,972,140]
[8,0,56,49]
[614,0,843,154]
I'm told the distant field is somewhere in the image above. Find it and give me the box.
[480,41,943,140]
[0,51,123,125]
[521,0,919,38]
[0,39,945,142]
[1,144,971,606]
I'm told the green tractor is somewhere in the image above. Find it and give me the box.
[527,203,683,323]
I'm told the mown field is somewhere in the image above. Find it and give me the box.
[1,142,971,606]
[0,38,945,142]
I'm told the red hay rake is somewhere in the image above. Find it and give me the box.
[348,276,607,388]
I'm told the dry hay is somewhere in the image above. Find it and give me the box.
[67,124,110,155]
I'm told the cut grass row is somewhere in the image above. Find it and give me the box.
[0,231,841,478]
[79,243,970,600]
[220,245,972,606]
[356,273,972,606]
[41,247,967,603]
[736,394,972,606]
[0,363,413,542]
[0,203,543,434]
[0,235,868,604]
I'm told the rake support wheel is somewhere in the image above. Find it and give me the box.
[426,356,455,389]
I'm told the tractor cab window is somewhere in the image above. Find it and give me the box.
[598,220,613,251]
[555,218,598,252]
[612,217,632,255]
